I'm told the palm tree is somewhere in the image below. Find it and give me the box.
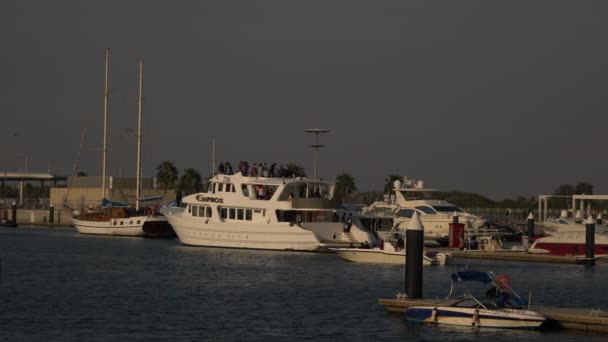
[384,174,402,194]
[178,168,203,195]
[156,161,178,193]
[283,162,306,178]
[334,173,357,201]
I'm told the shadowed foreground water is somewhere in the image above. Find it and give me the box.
[1,227,607,341]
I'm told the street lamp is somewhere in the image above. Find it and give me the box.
[304,129,330,180]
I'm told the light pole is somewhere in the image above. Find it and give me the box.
[304,129,330,180]
[16,154,30,206]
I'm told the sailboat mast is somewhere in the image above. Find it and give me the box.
[102,48,109,199]
[136,59,143,210]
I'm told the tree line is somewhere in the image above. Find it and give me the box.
[154,162,596,209]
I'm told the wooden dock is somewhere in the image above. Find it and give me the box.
[434,250,598,264]
[379,296,608,332]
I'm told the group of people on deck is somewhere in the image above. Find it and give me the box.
[217,161,289,178]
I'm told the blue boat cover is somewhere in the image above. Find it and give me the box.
[102,198,129,207]
[138,196,163,202]
[451,271,492,283]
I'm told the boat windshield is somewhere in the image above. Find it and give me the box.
[433,205,465,213]
[277,181,332,201]
[399,190,444,200]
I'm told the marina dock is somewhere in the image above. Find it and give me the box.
[379,297,608,333]
[442,250,599,264]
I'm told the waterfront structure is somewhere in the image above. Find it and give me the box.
[162,172,374,251]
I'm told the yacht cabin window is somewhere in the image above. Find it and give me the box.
[396,209,415,218]
[229,208,236,219]
[206,206,212,217]
[237,209,244,220]
[415,206,437,215]
[432,206,464,213]
[218,183,224,192]
[220,208,227,219]
[191,205,199,216]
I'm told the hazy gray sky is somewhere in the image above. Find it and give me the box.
[3,1,607,199]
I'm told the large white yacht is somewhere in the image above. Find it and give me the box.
[162,172,374,251]
[359,177,486,240]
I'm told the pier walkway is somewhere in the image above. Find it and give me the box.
[442,250,599,264]
[379,297,608,333]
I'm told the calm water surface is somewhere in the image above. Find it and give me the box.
[1,227,607,341]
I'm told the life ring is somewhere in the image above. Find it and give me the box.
[497,274,510,291]
[145,207,153,216]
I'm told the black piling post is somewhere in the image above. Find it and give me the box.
[11,201,17,224]
[406,212,424,299]
[527,212,534,240]
[49,204,54,224]
[452,212,459,225]
[596,213,603,226]
[585,215,596,265]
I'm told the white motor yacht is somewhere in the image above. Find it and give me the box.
[162,172,374,251]
[360,177,486,240]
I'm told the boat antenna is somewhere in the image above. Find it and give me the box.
[102,48,110,199]
[136,58,143,211]
[212,137,216,176]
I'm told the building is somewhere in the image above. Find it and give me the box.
[50,176,175,210]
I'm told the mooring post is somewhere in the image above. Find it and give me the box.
[406,212,424,299]
[585,215,596,265]
[452,212,458,225]
[527,212,534,240]
[11,201,17,224]
[49,204,54,224]
[596,213,603,225]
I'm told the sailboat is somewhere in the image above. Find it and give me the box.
[71,50,173,237]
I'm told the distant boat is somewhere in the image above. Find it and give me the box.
[330,231,451,265]
[71,51,172,238]
[358,177,486,242]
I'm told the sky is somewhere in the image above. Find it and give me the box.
[2,1,607,200]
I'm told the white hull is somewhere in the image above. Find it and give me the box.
[408,306,545,329]
[164,211,321,251]
[72,215,169,237]
[331,248,449,266]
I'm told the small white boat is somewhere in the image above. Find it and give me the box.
[330,236,451,266]
[406,271,546,330]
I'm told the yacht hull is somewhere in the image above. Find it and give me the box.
[330,248,449,265]
[72,216,173,237]
[165,213,321,251]
[530,232,608,256]
[406,306,545,329]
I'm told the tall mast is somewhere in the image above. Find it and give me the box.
[136,59,143,210]
[102,48,109,199]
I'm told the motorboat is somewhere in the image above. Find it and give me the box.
[405,271,546,330]
[360,177,486,241]
[540,210,607,235]
[161,172,375,251]
[330,245,450,266]
[529,232,608,257]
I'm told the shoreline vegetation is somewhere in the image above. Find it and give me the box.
[0,161,597,212]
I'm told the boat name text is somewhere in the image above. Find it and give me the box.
[195,195,224,203]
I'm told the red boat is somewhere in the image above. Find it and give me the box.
[530,231,608,256]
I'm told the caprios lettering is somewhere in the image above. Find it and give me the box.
[196,195,223,203]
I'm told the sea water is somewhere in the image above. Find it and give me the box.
[1,227,606,341]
